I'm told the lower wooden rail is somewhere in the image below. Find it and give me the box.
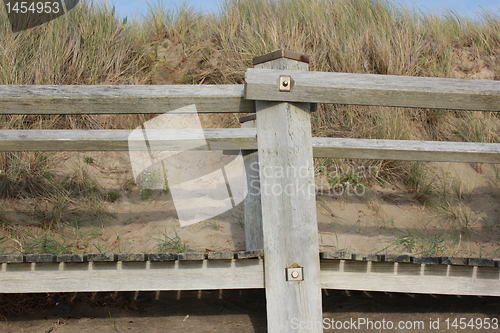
[0,129,498,163]
[0,251,498,296]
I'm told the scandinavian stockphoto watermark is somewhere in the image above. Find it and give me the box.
[3,0,80,32]
[249,163,317,199]
[248,163,378,199]
[128,105,247,227]
[127,105,375,227]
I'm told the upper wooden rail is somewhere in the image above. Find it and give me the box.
[245,69,500,111]
[1,69,499,114]
[0,85,253,114]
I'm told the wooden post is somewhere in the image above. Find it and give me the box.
[240,114,264,251]
[253,50,323,332]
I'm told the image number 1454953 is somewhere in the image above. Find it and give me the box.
[3,1,80,32]
[5,1,61,14]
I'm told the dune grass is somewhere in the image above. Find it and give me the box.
[0,0,499,254]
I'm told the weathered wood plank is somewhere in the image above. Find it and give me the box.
[321,251,352,260]
[236,250,264,259]
[240,116,263,251]
[148,253,177,261]
[245,68,500,111]
[0,259,265,293]
[117,253,147,262]
[0,259,498,296]
[207,251,235,260]
[57,254,85,263]
[320,260,500,296]
[255,54,323,332]
[0,85,252,114]
[312,137,500,163]
[87,253,116,262]
[383,254,411,263]
[178,252,205,261]
[0,255,24,263]
[25,254,56,263]
[1,130,497,164]
[412,256,440,264]
[253,49,310,66]
[440,257,468,266]
[0,128,257,151]
[468,258,496,267]
[351,253,379,262]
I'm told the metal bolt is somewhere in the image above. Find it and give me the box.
[279,76,292,92]
[286,267,304,281]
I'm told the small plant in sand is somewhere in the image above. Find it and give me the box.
[394,231,445,256]
[24,233,68,255]
[105,191,121,203]
[155,229,190,253]
[83,156,94,164]
[134,166,170,200]
[204,220,222,231]
[328,172,366,187]
[140,188,153,200]
[405,162,438,205]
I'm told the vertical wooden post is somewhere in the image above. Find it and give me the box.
[253,50,322,332]
[240,114,263,251]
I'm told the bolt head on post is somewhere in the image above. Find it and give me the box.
[286,267,304,281]
[279,76,292,92]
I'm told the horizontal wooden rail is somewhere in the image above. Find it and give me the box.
[0,85,253,114]
[0,251,498,296]
[0,129,257,151]
[312,137,500,164]
[0,260,265,293]
[245,69,500,111]
[1,129,498,163]
[4,70,499,115]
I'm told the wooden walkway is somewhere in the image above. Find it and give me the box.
[0,251,498,296]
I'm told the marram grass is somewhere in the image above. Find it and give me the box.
[0,0,498,254]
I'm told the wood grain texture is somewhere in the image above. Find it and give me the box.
[245,68,500,111]
[0,259,498,296]
[1,130,497,164]
[0,128,257,151]
[320,260,500,296]
[241,118,263,251]
[255,57,323,332]
[0,85,252,114]
[253,49,310,65]
[0,259,265,293]
[312,137,500,163]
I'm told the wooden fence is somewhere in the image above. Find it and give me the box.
[0,50,499,332]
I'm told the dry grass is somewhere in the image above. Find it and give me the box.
[0,0,499,254]
[140,0,500,187]
[0,1,146,85]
